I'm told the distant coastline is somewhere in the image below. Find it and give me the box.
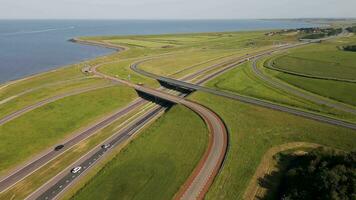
[0,19,320,84]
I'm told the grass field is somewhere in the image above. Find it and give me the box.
[189,92,356,199]
[0,102,156,200]
[270,37,356,80]
[0,86,137,175]
[204,61,356,122]
[0,78,110,119]
[274,72,356,107]
[70,105,208,200]
[109,38,175,48]
[97,59,160,88]
[263,37,356,107]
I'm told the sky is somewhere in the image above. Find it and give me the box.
[1,0,356,19]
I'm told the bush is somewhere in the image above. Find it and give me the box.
[343,45,356,52]
[277,148,356,200]
[346,26,356,33]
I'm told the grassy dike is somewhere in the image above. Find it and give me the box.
[189,92,356,199]
[0,86,137,176]
[69,105,208,200]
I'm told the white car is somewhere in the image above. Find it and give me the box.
[101,144,111,149]
[71,166,82,174]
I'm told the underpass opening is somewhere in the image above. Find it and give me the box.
[135,90,175,111]
[157,79,196,95]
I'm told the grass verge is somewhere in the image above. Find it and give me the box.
[0,86,137,176]
[189,92,356,199]
[69,105,208,200]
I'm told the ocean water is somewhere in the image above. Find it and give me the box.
[0,20,318,83]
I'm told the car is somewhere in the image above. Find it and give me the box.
[101,144,111,149]
[71,166,82,174]
[137,82,144,86]
[54,144,64,151]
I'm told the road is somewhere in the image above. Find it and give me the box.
[28,104,166,200]
[131,44,356,130]
[251,58,356,115]
[0,98,147,193]
[18,50,230,199]
[17,34,355,200]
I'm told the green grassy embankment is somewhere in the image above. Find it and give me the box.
[0,78,110,119]
[0,102,156,200]
[70,105,208,200]
[265,37,356,107]
[189,92,356,200]
[0,86,137,176]
[205,61,356,122]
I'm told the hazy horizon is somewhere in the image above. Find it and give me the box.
[1,0,356,20]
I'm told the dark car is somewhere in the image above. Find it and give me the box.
[54,144,64,151]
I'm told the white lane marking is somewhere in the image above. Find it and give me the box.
[25,105,163,200]
[0,99,144,194]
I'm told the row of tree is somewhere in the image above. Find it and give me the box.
[343,45,356,52]
[346,26,356,33]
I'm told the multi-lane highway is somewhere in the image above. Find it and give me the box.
[131,44,356,130]
[28,104,166,200]
[0,98,146,193]
[3,32,354,200]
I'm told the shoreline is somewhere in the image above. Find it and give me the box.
[0,40,123,88]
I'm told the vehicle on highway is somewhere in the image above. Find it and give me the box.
[54,145,64,151]
[71,166,82,174]
[101,144,111,149]
[137,82,144,86]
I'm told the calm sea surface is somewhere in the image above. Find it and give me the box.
[0,20,318,83]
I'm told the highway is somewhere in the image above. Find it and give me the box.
[0,98,147,193]
[130,45,356,130]
[18,50,230,199]
[9,33,354,200]
[28,105,166,200]
[251,58,356,115]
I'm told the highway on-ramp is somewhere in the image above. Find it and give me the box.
[130,44,356,131]
[251,57,356,115]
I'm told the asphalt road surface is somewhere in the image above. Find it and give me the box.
[30,105,166,200]
[0,99,146,193]
[131,44,356,130]
[251,58,356,115]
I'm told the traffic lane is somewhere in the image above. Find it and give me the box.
[252,58,356,115]
[33,105,166,200]
[0,98,146,192]
[177,100,227,200]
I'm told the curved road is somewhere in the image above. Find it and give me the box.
[252,57,356,115]
[131,45,356,130]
